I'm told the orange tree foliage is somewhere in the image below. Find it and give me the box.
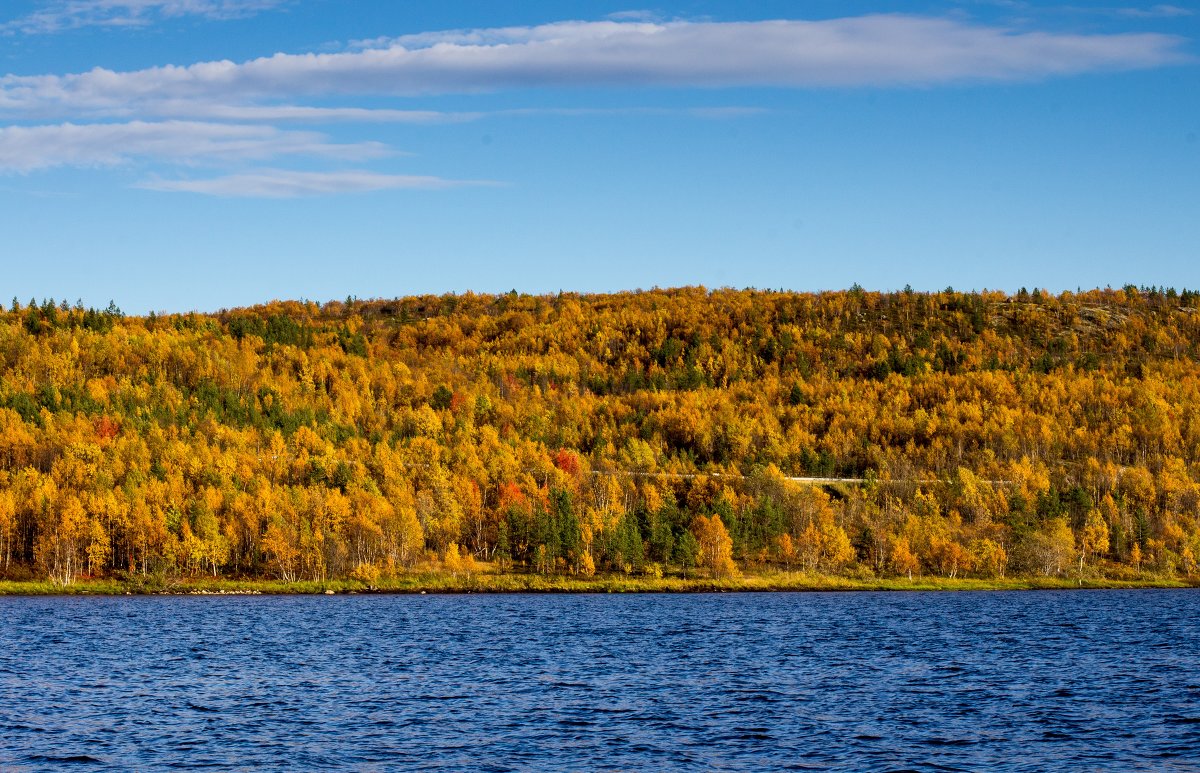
[2,286,1200,583]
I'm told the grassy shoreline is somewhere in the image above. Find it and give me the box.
[2,571,1197,596]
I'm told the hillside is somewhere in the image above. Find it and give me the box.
[2,286,1199,585]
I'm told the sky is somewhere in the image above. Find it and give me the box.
[0,0,1196,314]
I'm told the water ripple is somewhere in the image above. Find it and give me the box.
[0,591,1198,770]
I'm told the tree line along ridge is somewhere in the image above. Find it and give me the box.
[0,285,1198,585]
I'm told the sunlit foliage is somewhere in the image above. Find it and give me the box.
[1,286,1199,584]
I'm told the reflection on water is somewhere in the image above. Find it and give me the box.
[1,590,1198,771]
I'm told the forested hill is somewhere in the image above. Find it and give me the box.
[2,286,1200,585]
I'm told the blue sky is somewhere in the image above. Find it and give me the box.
[0,0,1196,313]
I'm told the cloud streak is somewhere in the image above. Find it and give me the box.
[3,0,286,34]
[1113,5,1193,19]
[0,16,1187,120]
[0,14,1188,196]
[138,168,496,197]
[0,120,386,172]
[147,103,482,123]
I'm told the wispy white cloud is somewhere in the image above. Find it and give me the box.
[138,168,496,197]
[365,16,1187,86]
[3,0,286,34]
[0,120,386,172]
[490,105,770,120]
[0,16,1187,121]
[955,1,1190,17]
[605,10,663,23]
[961,2,1195,20]
[148,103,482,123]
[0,14,1188,197]
[104,101,759,123]
[1113,5,1193,19]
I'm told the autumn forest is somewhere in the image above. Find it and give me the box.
[2,285,1199,588]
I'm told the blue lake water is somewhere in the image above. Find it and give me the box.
[1,590,1198,771]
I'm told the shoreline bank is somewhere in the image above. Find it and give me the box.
[2,573,1196,596]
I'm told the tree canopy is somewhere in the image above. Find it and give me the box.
[1,286,1198,584]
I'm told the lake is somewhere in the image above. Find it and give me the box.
[1,590,1198,771]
